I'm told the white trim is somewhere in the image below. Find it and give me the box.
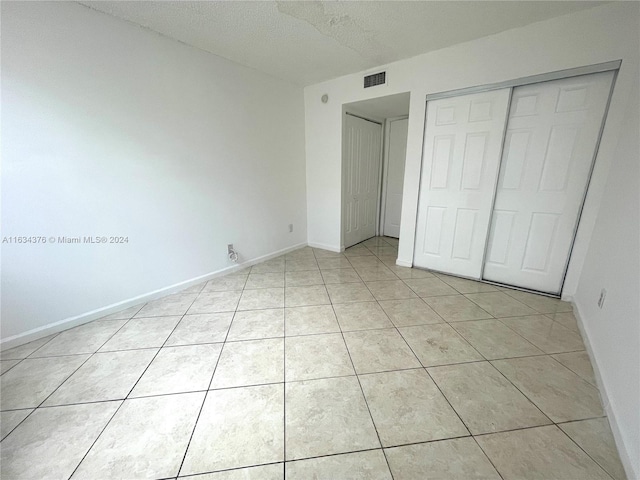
[0,242,307,350]
[572,300,637,480]
[395,258,412,267]
[425,60,621,101]
[308,241,343,253]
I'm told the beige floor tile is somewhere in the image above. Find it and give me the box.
[130,344,222,397]
[404,278,459,297]
[378,298,444,326]
[98,304,144,321]
[285,285,330,307]
[0,334,57,360]
[192,464,283,479]
[250,258,285,274]
[547,311,580,332]
[365,280,418,301]
[211,338,284,388]
[181,385,284,475]
[73,393,203,479]
[354,265,398,281]
[348,256,385,269]
[165,313,233,346]
[285,270,324,286]
[99,316,181,352]
[344,245,374,257]
[399,324,483,367]
[360,369,468,446]
[285,259,319,272]
[436,274,498,294]
[500,315,585,353]
[492,356,603,422]
[363,237,390,247]
[179,282,207,294]
[1,360,20,374]
[326,282,375,303]
[284,305,340,336]
[1,402,120,480]
[317,256,353,269]
[313,248,345,259]
[44,349,157,406]
[285,376,379,460]
[389,266,434,279]
[424,295,493,322]
[368,246,398,257]
[343,329,421,374]
[1,355,89,410]
[32,321,127,357]
[285,333,354,381]
[451,319,543,360]
[320,267,361,284]
[559,418,627,480]
[552,351,597,386]
[428,362,551,434]
[465,292,538,317]
[333,302,394,331]
[245,272,285,289]
[189,291,242,314]
[286,247,315,260]
[202,275,247,292]
[286,450,391,479]
[476,425,611,480]
[237,288,284,310]
[385,437,500,480]
[0,409,32,440]
[502,290,573,314]
[135,293,197,317]
[227,309,284,341]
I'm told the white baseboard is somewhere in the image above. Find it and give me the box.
[572,300,637,480]
[0,242,307,350]
[396,258,412,267]
[308,241,342,253]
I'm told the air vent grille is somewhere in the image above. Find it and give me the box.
[364,72,386,88]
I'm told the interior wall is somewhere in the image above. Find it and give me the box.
[573,71,640,478]
[304,3,639,476]
[1,2,307,343]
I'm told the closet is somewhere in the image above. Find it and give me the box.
[414,69,615,295]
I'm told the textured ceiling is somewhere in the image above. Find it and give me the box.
[78,1,606,86]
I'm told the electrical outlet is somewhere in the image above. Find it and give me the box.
[289,224,293,233]
[228,244,234,254]
[597,288,607,309]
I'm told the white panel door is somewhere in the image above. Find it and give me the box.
[343,114,383,248]
[484,71,614,294]
[383,117,409,238]
[414,89,511,277]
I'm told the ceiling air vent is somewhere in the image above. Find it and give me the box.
[364,71,386,88]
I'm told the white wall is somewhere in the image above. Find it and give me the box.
[1,2,307,343]
[304,3,639,476]
[574,71,640,478]
[304,2,639,294]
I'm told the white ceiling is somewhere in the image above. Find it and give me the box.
[79,1,606,86]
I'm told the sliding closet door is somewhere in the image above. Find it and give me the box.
[414,89,511,278]
[483,71,614,294]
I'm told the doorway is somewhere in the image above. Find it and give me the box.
[342,92,411,249]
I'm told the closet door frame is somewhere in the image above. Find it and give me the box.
[415,60,620,297]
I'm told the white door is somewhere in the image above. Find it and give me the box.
[414,89,511,278]
[483,71,614,294]
[343,114,383,248]
[382,118,409,238]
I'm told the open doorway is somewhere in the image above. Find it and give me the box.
[341,92,410,250]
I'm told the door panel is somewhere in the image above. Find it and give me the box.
[343,114,382,248]
[383,118,409,238]
[414,88,511,277]
[483,71,614,294]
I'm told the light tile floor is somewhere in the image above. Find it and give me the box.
[0,236,627,479]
